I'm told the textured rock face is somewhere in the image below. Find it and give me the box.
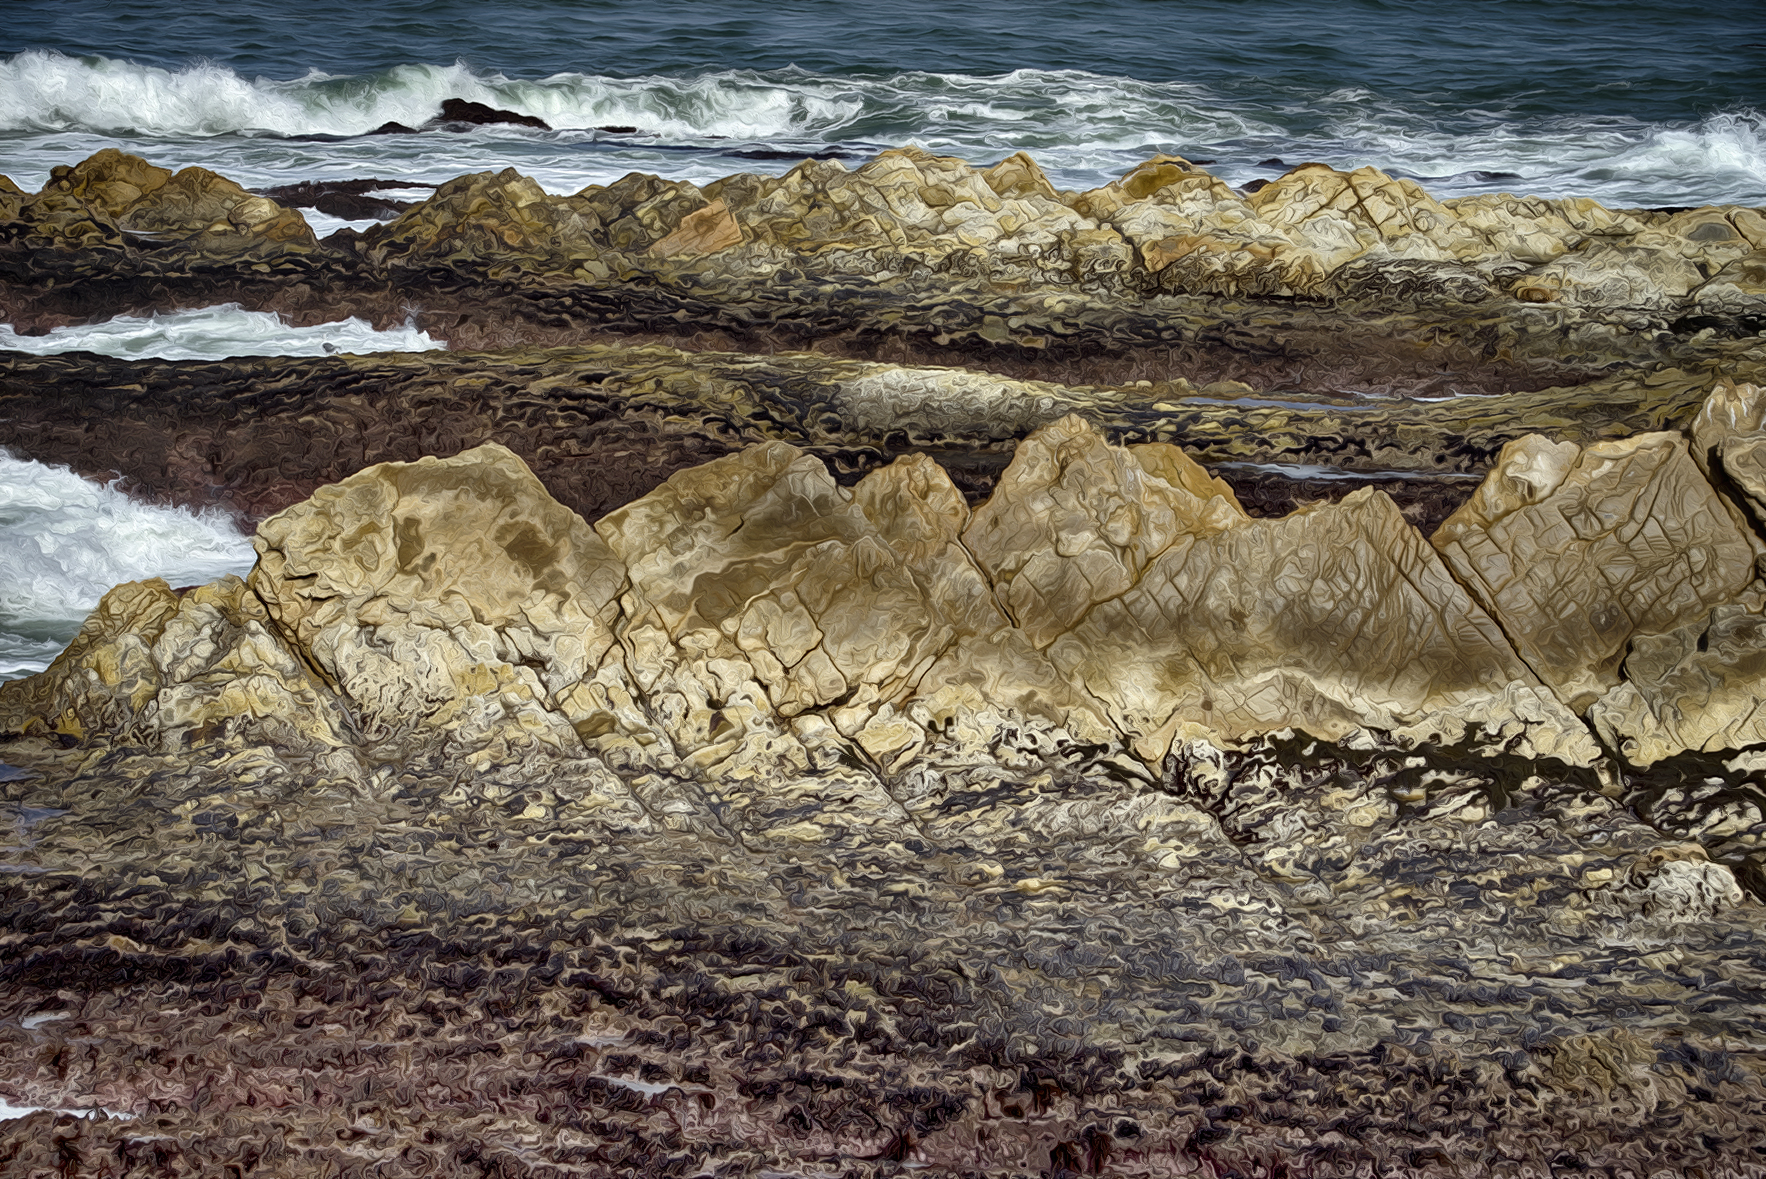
[5,149,1763,390]
[1433,431,1761,711]
[250,443,627,755]
[5,147,314,260]
[0,576,344,752]
[4,419,1603,773]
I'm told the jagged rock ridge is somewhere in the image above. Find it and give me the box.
[24,383,1766,776]
[5,149,1763,390]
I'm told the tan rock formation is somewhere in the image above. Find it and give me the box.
[6,147,313,258]
[1581,383,1766,764]
[37,402,1766,775]
[1433,432,1760,711]
[1591,597,1766,765]
[364,167,615,275]
[0,576,344,752]
[591,442,1004,767]
[249,443,626,757]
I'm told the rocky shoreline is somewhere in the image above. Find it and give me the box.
[4,149,1766,1176]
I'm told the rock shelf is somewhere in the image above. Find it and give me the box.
[5,150,1766,1176]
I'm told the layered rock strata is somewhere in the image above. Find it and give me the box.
[5,148,1763,391]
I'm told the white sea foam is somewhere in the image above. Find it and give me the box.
[0,304,442,361]
[0,453,257,681]
[2,51,1758,205]
[0,1100,131,1122]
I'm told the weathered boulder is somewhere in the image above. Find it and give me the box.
[0,576,345,752]
[1432,432,1761,711]
[249,443,627,758]
[963,414,1248,648]
[361,168,612,275]
[0,149,314,270]
[1591,596,1766,765]
[1582,383,1766,764]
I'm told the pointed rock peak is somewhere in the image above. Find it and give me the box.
[0,175,22,195]
[982,152,1058,201]
[1690,380,1766,475]
[43,149,173,216]
[853,453,971,561]
[1433,434,1581,545]
[254,441,621,630]
[1128,442,1247,518]
[428,167,550,206]
[965,415,1243,647]
[595,442,872,634]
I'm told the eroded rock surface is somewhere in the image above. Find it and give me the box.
[5,148,1763,391]
[4,419,1602,772]
[1433,431,1761,711]
[6,393,1766,1174]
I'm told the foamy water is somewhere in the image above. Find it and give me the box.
[0,304,443,361]
[0,453,258,682]
[0,51,1760,205]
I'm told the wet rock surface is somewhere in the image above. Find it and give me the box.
[5,150,1766,1176]
[4,148,1763,393]
[0,341,1755,535]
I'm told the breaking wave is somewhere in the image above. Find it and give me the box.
[0,453,257,682]
[0,305,443,361]
[0,50,1760,205]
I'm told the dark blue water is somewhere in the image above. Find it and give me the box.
[1,0,1762,209]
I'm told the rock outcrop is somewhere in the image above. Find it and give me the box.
[1433,431,1762,711]
[5,148,1763,392]
[9,403,1766,1177]
[0,415,1612,773]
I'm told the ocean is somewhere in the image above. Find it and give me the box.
[1,0,1764,680]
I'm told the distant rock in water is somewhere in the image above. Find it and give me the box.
[434,98,550,130]
[363,100,549,135]
[256,178,436,220]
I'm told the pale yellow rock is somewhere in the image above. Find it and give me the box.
[251,443,626,751]
[1521,243,1707,311]
[147,577,348,751]
[1688,381,1766,477]
[1434,432,1760,710]
[1694,249,1766,317]
[963,414,1246,647]
[1591,598,1766,765]
[1048,485,1579,760]
[981,152,1059,202]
